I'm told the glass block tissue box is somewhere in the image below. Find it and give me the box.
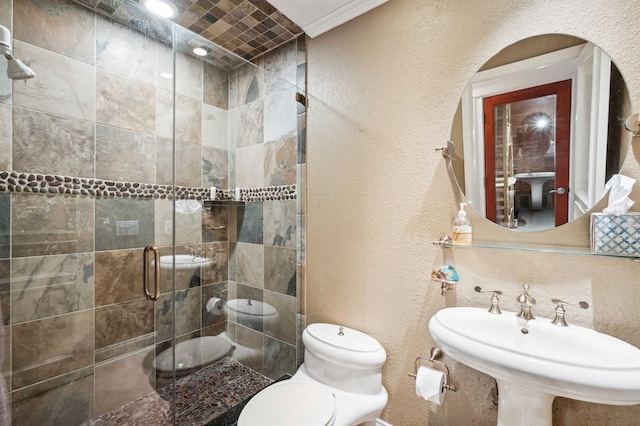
[590,213,640,257]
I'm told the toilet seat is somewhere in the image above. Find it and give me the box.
[238,380,336,426]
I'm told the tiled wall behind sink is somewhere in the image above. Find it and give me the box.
[0,0,306,424]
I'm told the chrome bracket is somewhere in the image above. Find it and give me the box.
[295,92,307,108]
[431,277,456,296]
[435,141,456,158]
[432,235,453,248]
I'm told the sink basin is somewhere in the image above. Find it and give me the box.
[429,307,640,425]
[513,172,555,210]
[157,254,212,271]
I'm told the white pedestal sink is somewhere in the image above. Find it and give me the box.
[513,172,555,210]
[428,307,640,426]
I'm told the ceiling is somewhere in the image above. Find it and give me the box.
[73,0,387,69]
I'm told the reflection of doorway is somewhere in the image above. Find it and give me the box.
[483,80,572,228]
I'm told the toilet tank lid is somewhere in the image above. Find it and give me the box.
[306,323,382,352]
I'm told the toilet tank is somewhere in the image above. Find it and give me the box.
[302,323,386,394]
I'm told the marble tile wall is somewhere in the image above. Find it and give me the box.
[0,0,305,423]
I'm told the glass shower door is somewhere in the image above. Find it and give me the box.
[0,0,179,423]
[1,0,306,423]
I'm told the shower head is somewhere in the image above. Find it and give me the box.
[7,57,36,80]
[0,24,36,80]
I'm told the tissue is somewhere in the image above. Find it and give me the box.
[415,366,446,405]
[591,174,640,256]
[206,297,223,314]
[603,174,636,215]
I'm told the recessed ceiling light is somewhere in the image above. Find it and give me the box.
[193,47,208,57]
[143,0,178,18]
[160,72,173,79]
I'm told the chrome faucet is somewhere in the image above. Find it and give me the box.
[185,245,203,258]
[516,284,536,320]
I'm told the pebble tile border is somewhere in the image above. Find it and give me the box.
[0,171,296,202]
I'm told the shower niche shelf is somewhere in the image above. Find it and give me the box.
[204,200,245,208]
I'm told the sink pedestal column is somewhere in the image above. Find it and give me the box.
[497,382,554,426]
[529,183,544,210]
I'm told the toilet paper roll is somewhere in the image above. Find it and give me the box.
[206,297,223,314]
[415,366,446,405]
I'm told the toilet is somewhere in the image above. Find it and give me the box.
[238,323,388,426]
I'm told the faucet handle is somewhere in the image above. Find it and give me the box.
[550,299,589,327]
[551,298,589,309]
[516,284,536,305]
[474,286,503,315]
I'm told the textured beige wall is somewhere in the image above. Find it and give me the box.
[306,0,640,425]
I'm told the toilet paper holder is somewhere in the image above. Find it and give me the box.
[408,347,457,393]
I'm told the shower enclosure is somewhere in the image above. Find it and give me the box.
[0,0,306,424]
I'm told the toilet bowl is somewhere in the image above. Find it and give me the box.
[238,323,388,426]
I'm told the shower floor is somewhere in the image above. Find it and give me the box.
[84,358,272,425]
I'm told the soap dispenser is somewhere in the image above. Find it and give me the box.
[452,203,472,245]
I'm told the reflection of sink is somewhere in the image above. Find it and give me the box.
[429,307,640,426]
[513,172,555,210]
[157,254,212,271]
[153,335,232,376]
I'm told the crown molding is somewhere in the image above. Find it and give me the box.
[268,0,389,38]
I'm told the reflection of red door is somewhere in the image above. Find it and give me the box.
[484,80,572,227]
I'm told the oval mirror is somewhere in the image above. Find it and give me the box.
[450,34,632,232]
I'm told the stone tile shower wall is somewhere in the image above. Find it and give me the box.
[222,38,306,380]
[0,0,305,424]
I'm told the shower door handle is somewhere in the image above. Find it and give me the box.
[143,243,161,301]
